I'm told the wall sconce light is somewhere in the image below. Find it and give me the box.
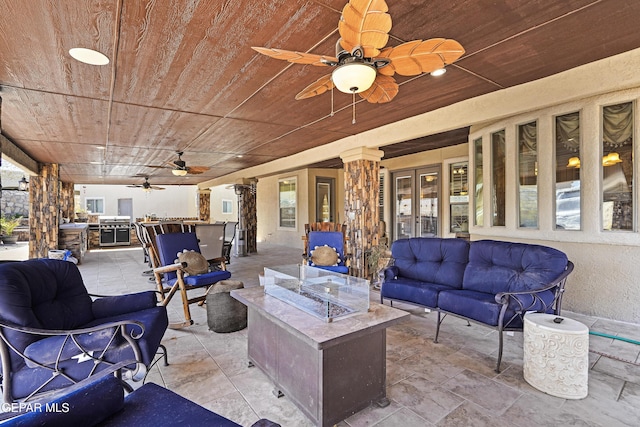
[18,176,29,191]
[567,157,581,168]
[602,152,622,166]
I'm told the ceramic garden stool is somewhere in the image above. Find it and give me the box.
[206,280,248,333]
[523,312,589,399]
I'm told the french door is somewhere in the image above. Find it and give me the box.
[392,166,440,241]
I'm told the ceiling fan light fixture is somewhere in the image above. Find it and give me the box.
[430,68,447,77]
[69,48,110,65]
[172,168,188,176]
[331,62,377,94]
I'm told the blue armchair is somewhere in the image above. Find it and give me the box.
[0,259,168,403]
[154,232,231,328]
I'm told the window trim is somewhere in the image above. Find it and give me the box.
[85,197,105,214]
[278,177,297,230]
[222,199,233,214]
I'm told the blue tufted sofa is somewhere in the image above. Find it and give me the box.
[380,238,574,372]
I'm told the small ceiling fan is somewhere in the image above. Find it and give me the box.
[170,151,210,176]
[126,176,165,192]
[252,0,465,104]
[146,151,211,176]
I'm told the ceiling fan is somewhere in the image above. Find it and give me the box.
[126,176,165,192]
[252,0,465,104]
[169,151,210,176]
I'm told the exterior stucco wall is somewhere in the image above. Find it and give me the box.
[257,171,309,248]
[208,185,238,223]
[75,184,198,219]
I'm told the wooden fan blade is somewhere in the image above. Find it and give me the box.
[126,185,142,188]
[150,186,165,190]
[358,74,398,103]
[338,0,392,58]
[186,166,210,174]
[295,74,335,100]
[377,38,465,77]
[252,47,336,66]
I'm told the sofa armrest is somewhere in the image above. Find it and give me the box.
[92,291,158,319]
[495,261,574,323]
[383,266,399,281]
[0,320,143,369]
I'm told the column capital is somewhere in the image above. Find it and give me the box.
[198,188,211,195]
[340,147,384,164]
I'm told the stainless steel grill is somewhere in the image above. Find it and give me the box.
[99,216,131,247]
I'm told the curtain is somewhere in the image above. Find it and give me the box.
[603,102,633,148]
[556,112,580,152]
[519,121,537,152]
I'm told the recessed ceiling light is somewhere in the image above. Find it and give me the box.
[69,48,110,66]
[96,146,106,150]
[90,161,103,165]
[236,155,243,158]
[430,68,446,77]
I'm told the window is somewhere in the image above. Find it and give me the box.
[602,102,633,231]
[449,162,468,233]
[555,112,581,230]
[473,138,483,226]
[279,177,297,228]
[491,130,506,226]
[85,197,105,214]
[222,199,233,214]
[518,121,538,228]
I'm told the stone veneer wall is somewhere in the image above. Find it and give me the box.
[60,182,75,220]
[1,190,29,218]
[239,184,257,254]
[343,159,380,278]
[198,189,211,222]
[29,164,60,259]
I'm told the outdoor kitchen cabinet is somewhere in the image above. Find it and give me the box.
[58,223,89,264]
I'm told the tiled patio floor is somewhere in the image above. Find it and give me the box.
[16,242,640,426]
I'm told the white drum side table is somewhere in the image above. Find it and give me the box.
[523,313,589,399]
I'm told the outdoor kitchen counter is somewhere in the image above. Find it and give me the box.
[59,223,89,264]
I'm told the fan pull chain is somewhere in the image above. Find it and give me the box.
[352,91,356,125]
[330,86,334,117]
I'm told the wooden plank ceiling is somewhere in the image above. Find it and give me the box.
[0,0,638,185]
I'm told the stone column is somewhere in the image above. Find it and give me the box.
[198,189,211,222]
[235,183,257,254]
[340,147,383,278]
[59,181,75,221]
[29,164,60,259]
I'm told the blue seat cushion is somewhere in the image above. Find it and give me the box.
[462,240,568,294]
[437,289,555,327]
[382,278,453,308]
[99,382,242,426]
[182,270,231,287]
[390,238,469,288]
[83,306,169,367]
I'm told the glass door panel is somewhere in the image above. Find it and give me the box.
[394,173,413,240]
[392,166,440,241]
[419,170,438,236]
